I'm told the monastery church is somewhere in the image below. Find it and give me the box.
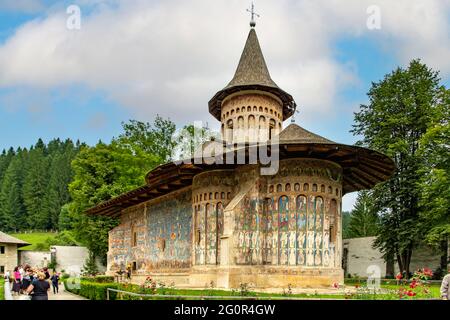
[88,20,394,289]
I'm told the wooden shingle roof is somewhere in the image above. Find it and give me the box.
[209,28,296,121]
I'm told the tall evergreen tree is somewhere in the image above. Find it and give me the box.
[22,142,50,229]
[347,191,379,238]
[0,153,27,231]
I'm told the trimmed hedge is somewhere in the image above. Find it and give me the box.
[64,279,119,300]
[81,275,115,283]
[0,278,4,300]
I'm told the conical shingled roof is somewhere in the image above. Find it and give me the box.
[209,28,296,121]
[225,28,278,89]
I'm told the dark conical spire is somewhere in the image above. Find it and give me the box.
[209,28,296,121]
[225,28,278,89]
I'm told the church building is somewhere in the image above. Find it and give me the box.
[87,21,394,289]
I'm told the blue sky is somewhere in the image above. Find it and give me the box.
[0,0,449,210]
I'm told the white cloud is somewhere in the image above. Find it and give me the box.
[0,0,448,125]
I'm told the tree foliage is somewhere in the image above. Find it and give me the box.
[352,59,446,276]
[66,117,176,262]
[346,191,379,238]
[417,87,450,245]
[0,139,79,232]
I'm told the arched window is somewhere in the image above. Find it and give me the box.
[264,107,268,113]
[248,115,256,141]
[330,199,337,244]
[285,183,291,192]
[269,185,274,193]
[226,119,233,142]
[259,116,266,140]
[321,185,325,193]
[221,192,225,199]
[241,107,245,113]
[294,183,300,192]
[296,195,308,265]
[269,119,276,140]
[253,106,257,111]
[303,183,309,191]
[209,193,213,200]
[313,197,324,266]
[278,196,290,265]
[259,106,263,112]
[328,186,332,194]
[312,184,318,192]
[231,109,234,115]
[216,202,224,264]
[247,106,251,112]
[199,194,202,201]
[277,184,283,192]
[215,192,219,199]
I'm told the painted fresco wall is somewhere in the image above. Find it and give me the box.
[107,189,193,273]
[192,170,234,266]
[107,203,147,273]
[145,189,192,270]
[233,159,343,268]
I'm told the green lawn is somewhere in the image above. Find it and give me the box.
[65,278,443,300]
[0,278,4,300]
[10,232,57,251]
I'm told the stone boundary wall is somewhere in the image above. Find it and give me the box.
[343,236,442,277]
[20,246,105,275]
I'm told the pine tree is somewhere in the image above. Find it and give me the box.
[347,191,379,238]
[22,142,50,230]
[0,156,26,231]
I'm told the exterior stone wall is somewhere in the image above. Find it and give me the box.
[221,92,283,143]
[107,187,193,277]
[18,246,104,275]
[0,244,19,274]
[343,236,442,278]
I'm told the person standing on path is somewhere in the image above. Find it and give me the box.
[26,272,50,300]
[50,272,59,294]
[440,270,450,300]
[12,266,22,296]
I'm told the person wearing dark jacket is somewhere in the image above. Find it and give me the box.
[26,272,50,300]
[50,272,59,294]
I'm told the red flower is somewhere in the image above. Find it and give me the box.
[396,273,402,280]
[406,291,416,297]
[355,284,360,289]
[333,282,339,288]
[410,280,418,289]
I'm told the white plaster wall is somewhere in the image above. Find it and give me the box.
[344,237,386,277]
[20,251,51,269]
[344,236,442,278]
[20,246,105,275]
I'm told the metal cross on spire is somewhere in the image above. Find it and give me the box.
[247,2,260,28]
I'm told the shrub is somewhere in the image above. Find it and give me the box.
[81,275,114,283]
[64,279,119,300]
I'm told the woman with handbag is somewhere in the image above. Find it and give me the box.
[26,271,50,300]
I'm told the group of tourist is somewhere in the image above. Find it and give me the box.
[4,265,60,300]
